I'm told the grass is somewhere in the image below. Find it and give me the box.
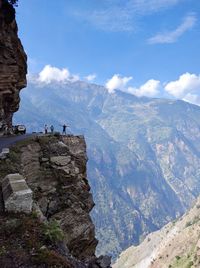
[0,213,73,267]
[43,220,64,243]
[169,245,198,268]
[185,216,200,228]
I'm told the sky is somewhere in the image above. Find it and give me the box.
[16,0,200,104]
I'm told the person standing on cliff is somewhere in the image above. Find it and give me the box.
[50,125,54,134]
[62,124,68,135]
[44,124,48,134]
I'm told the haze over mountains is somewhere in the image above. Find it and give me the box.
[15,80,200,258]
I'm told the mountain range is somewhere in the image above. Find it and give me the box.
[14,80,200,258]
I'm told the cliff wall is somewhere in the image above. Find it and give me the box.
[0,135,111,267]
[0,0,27,134]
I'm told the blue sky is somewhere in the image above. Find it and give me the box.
[16,0,200,103]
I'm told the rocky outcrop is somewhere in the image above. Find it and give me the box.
[0,0,27,135]
[0,135,111,267]
[21,135,97,260]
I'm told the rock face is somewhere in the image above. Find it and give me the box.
[0,135,111,267]
[2,173,33,214]
[20,135,97,260]
[0,1,27,134]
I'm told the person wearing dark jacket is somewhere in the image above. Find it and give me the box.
[50,125,54,134]
[62,124,68,135]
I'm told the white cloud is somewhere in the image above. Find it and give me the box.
[88,8,133,32]
[85,74,97,82]
[106,74,133,93]
[127,0,182,17]
[148,14,196,44]
[78,0,183,32]
[128,79,161,97]
[105,75,160,97]
[183,93,200,106]
[35,65,79,84]
[165,73,200,98]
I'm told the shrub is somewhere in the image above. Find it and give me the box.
[175,255,181,260]
[43,220,64,243]
[185,221,192,228]
[31,211,38,219]
[186,261,193,268]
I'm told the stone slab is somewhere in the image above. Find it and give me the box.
[2,174,33,214]
[50,156,71,166]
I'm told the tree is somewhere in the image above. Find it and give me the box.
[7,0,18,6]
[2,0,16,23]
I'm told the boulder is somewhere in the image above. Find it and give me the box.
[1,148,9,154]
[2,173,33,214]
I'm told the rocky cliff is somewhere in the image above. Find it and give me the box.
[0,134,111,267]
[0,0,27,135]
[114,197,200,268]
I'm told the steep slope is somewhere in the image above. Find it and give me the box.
[114,197,200,268]
[0,134,111,268]
[0,1,27,134]
[14,81,200,257]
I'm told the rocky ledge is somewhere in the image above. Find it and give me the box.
[0,134,111,268]
[0,0,27,135]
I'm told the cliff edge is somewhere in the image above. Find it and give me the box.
[0,0,27,135]
[0,134,111,267]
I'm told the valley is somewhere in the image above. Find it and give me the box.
[15,81,200,258]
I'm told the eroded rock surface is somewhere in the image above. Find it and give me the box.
[0,1,27,134]
[0,135,111,267]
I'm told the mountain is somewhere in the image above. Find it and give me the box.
[114,197,200,268]
[14,80,200,258]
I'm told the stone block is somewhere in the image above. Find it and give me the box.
[2,148,9,154]
[2,174,33,214]
[0,147,10,159]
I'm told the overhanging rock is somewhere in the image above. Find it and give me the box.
[2,174,33,214]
